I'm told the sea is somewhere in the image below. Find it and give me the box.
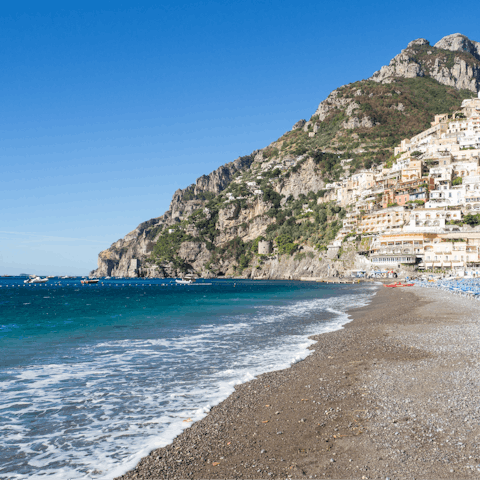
[0,277,378,479]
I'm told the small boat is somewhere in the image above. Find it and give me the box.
[176,279,193,285]
[24,276,49,284]
[81,279,99,284]
[384,282,414,288]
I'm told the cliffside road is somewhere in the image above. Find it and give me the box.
[116,286,480,479]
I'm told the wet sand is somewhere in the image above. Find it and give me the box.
[116,285,480,479]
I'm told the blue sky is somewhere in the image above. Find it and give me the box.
[1,0,479,275]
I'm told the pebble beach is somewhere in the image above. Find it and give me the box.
[116,285,480,479]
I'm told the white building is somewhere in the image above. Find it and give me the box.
[426,184,465,208]
[424,239,480,270]
[404,208,462,233]
[351,171,375,190]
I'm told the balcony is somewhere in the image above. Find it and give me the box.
[370,255,416,264]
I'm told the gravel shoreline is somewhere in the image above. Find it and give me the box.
[115,285,480,479]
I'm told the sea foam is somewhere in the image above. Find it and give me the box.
[0,280,376,479]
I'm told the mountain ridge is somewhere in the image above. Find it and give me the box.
[92,33,480,279]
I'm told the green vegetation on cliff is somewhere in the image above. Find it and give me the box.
[97,35,480,279]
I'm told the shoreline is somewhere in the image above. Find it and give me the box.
[116,285,480,479]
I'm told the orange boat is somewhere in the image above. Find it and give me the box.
[384,282,414,288]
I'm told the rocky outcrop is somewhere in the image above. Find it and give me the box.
[93,153,256,278]
[169,153,256,220]
[216,197,273,245]
[372,53,425,82]
[248,243,369,280]
[434,33,480,61]
[312,33,480,135]
[177,242,211,273]
[430,56,479,91]
[342,116,375,130]
[292,119,306,130]
[314,90,354,121]
[278,158,325,199]
[370,33,480,92]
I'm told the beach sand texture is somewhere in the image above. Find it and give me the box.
[116,286,480,479]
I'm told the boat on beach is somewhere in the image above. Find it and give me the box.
[384,282,414,288]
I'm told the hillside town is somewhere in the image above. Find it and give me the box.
[96,93,480,280]
[322,93,480,275]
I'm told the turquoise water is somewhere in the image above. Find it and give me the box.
[0,277,377,479]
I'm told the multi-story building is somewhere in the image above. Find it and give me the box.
[375,170,401,188]
[327,94,480,273]
[340,212,360,234]
[404,208,462,232]
[401,159,423,182]
[426,185,465,208]
[464,190,480,211]
[430,163,454,187]
[423,239,480,270]
[370,232,435,266]
[350,171,375,190]
[381,177,433,208]
[358,206,410,234]
[452,161,479,178]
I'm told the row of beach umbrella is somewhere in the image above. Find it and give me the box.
[415,277,480,299]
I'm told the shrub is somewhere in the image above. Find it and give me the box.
[263,168,282,179]
[238,254,249,270]
[263,147,279,159]
[183,190,216,201]
[463,214,480,226]
[316,211,327,224]
[151,229,193,262]
[263,188,283,208]
[275,234,298,255]
[266,223,278,234]
[146,224,164,240]
[294,252,306,262]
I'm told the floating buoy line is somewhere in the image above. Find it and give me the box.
[0,282,213,288]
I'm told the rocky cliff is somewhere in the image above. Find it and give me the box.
[92,33,480,280]
[95,153,255,277]
[370,34,480,92]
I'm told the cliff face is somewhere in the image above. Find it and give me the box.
[93,33,480,280]
[95,153,255,277]
[370,34,480,92]
[313,34,480,134]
